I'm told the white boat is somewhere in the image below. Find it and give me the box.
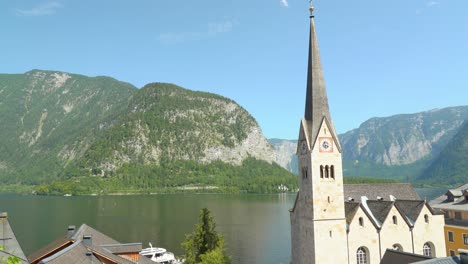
[140,243,177,264]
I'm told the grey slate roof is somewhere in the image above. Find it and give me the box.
[344,183,421,201]
[303,15,341,152]
[395,200,426,226]
[39,240,100,264]
[411,256,462,264]
[0,212,29,263]
[71,224,119,246]
[381,249,432,264]
[30,224,146,264]
[344,202,360,224]
[101,243,142,254]
[430,183,468,212]
[365,200,394,225]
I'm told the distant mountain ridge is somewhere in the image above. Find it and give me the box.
[0,70,295,194]
[269,106,468,185]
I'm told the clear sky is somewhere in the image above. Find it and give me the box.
[1,0,467,140]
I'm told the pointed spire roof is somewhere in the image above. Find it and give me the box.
[304,6,341,151]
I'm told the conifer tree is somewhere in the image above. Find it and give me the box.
[182,208,230,264]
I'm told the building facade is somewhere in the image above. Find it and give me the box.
[430,183,468,256]
[289,4,445,264]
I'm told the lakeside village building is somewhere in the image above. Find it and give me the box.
[430,183,468,257]
[289,4,446,264]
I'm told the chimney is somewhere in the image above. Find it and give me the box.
[83,235,92,246]
[67,225,76,237]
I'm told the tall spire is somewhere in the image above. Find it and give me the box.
[303,3,341,151]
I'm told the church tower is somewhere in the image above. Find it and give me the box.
[290,3,348,264]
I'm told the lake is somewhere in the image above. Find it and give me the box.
[0,188,446,264]
[0,193,295,264]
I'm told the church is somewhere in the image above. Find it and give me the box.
[289,4,446,264]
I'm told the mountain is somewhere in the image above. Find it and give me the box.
[0,70,136,184]
[0,70,295,194]
[268,139,298,173]
[73,82,276,174]
[270,106,468,182]
[417,121,468,185]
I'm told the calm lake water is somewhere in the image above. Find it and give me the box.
[0,193,295,264]
[0,188,445,264]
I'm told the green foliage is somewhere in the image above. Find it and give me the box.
[343,177,398,184]
[0,246,21,264]
[35,158,298,195]
[182,208,231,264]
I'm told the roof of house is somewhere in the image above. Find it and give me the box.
[411,256,462,264]
[101,243,142,254]
[380,249,432,264]
[365,200,394,226]
[0,212,29,264]
[344,202,360,224]
[29,224,145,264]
[71,224,119,246]
[395,200,427,225]
[344,183,421,201]
[430,183,468,212]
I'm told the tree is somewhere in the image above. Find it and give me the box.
[182,208,231,264]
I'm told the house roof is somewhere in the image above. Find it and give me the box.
[39,240,100,264]
[344,202,360,224]
[71,224,119,246]
[411,256,462,264]
[28,235,73,264]
[365,201,394,226]
[394,200,426,226]
[29,224,144,264]
[344,183,421,201]
[430,183,468,212]
[0,212,29,263]
[101,243,142,254]
[380,249,432,264]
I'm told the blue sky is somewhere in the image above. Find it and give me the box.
[1,0,467,140]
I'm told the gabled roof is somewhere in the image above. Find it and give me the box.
[71,224,119,246]
[303,13,341,152]
[39,240,100,264]
[344,183,421,201]
[365,200,394,226]
[430,183,468,212]
[394,200,426,226]
[447,189,463,197]
[344,202,360,224]
[0,212,29,264]
[29,224,142,264]
[28,235,73,264]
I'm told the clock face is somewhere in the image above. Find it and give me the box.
[319,137,333,153]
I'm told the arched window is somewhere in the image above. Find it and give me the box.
[392,215,397,225]
[424,214,429,223]
[423,243,433,257]
[320,165,324,178]
[330,165,335,179]
[325,165,329,178]
[359,217,364,227]
[392,244,403,251]
[357,247,368,264]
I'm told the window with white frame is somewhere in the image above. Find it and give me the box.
[448,231,454,242]
[463,234,468,245]
[356,247,368,264]
[423,243,432,257]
